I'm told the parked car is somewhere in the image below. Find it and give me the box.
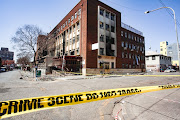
[164,68,176,73]
[0,67,7,72]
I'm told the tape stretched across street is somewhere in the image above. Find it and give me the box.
[0,84,180,119]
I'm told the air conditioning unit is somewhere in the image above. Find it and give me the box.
[131,49,134,51]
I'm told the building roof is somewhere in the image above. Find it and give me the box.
[145,51,171,58]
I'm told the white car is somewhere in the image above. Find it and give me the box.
[164,69,176,73]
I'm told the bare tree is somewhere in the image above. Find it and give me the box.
[17,55,30,67]
[11,25,44,66]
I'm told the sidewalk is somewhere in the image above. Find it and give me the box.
[112,85,180,120]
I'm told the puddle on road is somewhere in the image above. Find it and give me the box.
[0,88,10,93]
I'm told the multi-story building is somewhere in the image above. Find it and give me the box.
[36,35,48,63]
[37,0,145,75]
[145,53,171,72]
[160,41,168,56]
[167,43,180,67]
[160,41,180,67]
[0,47,14,60]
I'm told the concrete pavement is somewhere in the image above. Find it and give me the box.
[0,70,180,120]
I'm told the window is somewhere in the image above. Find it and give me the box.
[137,37,139,42]
[100,48,104,55]
[121,41,124,47]
[106,11,109,18]
[140,38,142,43]
[75,12,77,19]
[122,64,124,68]
[137,46,139,51]
[111,37,115,44]
[106,36,110,43]
[106,24,110,31]
[111,26,115,32]
[100,22,104,29]
[132,35,134,40]
[126,64,129,68]
[100,9,104,16]
[73,37,75,44]
[132,44,134,50]
[161,56,163,59]
[71,15,74,21]
[128,33,131,39]
[77,22,80,29]
[134,36,136,41]
[161,48,163,51]
[122,52,124,58]
[66,21,67,26]
[146,57,149,60]
[140,46,142,51]
[121,31,123,36]
[125,42,128,48]
[78,9,81,15]
[168,47,172,49]
[129,43,131,49]
[111,62,114,69]
[125,32,127,38]
[152,56,156,60]
[68,19,70,23]
[70,27,72,33]
[77,35,79,42]
[111,14,115,21]
[69,39,72,44]
[100,35,104,42]
[129,53,131,59]
[132,54,134,59]
[125,53,128,58]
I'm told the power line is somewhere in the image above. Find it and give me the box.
[159,0,180,28]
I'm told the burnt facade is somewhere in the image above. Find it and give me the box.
[37,0,145,74]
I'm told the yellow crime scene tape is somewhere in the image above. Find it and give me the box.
[0,84,180,119]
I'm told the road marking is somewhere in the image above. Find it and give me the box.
[99,98,114,120]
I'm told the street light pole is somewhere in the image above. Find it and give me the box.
[145,7,180,71]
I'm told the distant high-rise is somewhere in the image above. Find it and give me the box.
[160,41,180,66]
[0,47,14,60]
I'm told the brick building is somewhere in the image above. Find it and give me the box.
[36,35,48,63]
[37,0,145,75]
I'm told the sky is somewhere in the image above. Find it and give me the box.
[0,0,180,62]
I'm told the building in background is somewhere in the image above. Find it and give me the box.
[160,41,168,56]
[160,41,180,69]
[36,0,145,75]
[0,47,15,69]
[0,47,14,60]
[167,43,180,68]
[145,51,171,72]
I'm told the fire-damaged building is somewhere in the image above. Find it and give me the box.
[36,0,145,75]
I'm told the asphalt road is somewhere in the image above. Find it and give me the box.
[0,70,180,120]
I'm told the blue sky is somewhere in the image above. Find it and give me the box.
[0,0,180,61]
